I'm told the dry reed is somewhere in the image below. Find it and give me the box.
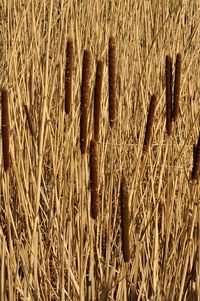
[90,139,99,219]
[143,94,157,153]
[120,175,130,262]
[173,53,181,122]
[192,134,200,181]
[108,36,116,128]
[65,38,74,114]
[80,49,91,155]
[1,89,10,171]
[94,60,104,141]
[166,55,173,136]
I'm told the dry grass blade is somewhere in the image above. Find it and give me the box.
[80,49,91,155]
[192,133,200,181]
[173,53,181,122]
[90,139,99,219]
[1,89,10,171]
[143,94,157,153]
[166,55,173,136]
[94,60,104,141]
[120,175,130,262]
[65,38,74,114]
[108,36,116,128]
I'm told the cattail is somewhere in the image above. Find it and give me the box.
[192,134,200,181]
[166,55,173,136]
[1,89,10,171]
[80,49,91,155]
[173,53,181,122]
[94,60,104,141]
[90,139,99,219]
[143,94,157,153]
[108,36,116,128]
[120,175,130,262]
[24,104,35,137]
[65,38,74,114]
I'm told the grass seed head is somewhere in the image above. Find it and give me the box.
[94,60,104,141]
[165,55,173,136]
[65,38,74,114]
[1,89,10,172]
[108,36,116,128]
[90,139,99,219]
[143,94,157,153]
[80,49,91,155]
[120,175,130,262]
[173,53,181,122]
[192,133,200,181]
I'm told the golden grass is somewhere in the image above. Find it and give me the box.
[0,1,200,300]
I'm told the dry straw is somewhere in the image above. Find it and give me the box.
[80,49,91,155]
[120,175,130,262]
[173,53,181,122]
[143,94,157,153]
[192,134,200,181]
[94,60,104,141]
[165,55,173,136]
[65,38,74,114]
[108,36,116,128]
[1,89,10,171]
[90,139,99,219]
[24,104,35,138]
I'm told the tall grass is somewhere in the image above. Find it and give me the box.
[0,1,200,300]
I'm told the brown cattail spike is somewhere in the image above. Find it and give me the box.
[166,55,173,136]
[120,175,130,262]
[173,53,181,122]
[192,134,200,181]
[94,60,104,141]
[1,89,10,171]
[143,94,157,153]
[90,139,99,219]
[108,36,116,128]
[24,105,35,137]
[80,49,91,155]
[65,38,74,114]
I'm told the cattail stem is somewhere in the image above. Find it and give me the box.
[120,175,130,262]
[80,49,91,155]
[173,53,181,122]
[192,134,200,181]
[90,139,99,219]
[65,38,74,114]
[166,55,173,136]
[94,60,104,141]
[1,89,10,171]
[143,94,157,153]
[108,36,116,128]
